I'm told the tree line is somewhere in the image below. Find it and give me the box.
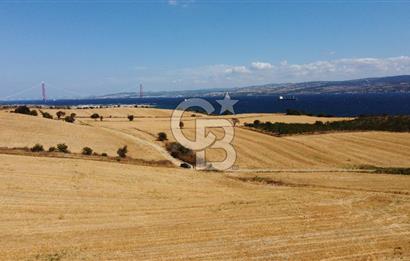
[245,116,410,135]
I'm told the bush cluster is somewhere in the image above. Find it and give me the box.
[245,116,410,136]
[166,142,195,165]
[31,144,44,152]
[286,109,335,118]
[28,143,110,158]
[13,106,37,116]
[30,143,69,153]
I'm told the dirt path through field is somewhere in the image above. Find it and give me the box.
[98,125,185,167]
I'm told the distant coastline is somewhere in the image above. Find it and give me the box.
[2,93,410,117]
[94,75,410,99]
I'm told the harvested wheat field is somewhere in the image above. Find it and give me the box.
[0,154,409,260]
[41,107,175,119]
[77,108,410,170]
[0,111,164,161]
[229,129,410,169]
[1,107,409,260]
[3,108,410,170]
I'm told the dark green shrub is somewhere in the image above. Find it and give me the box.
[64,115,75,123]
[248,116,410,136]
[157,132,168,141]
[31,144,44,152]
[165,142,195,165]
[43,112,53,119]
[48,146,56,152]
[14,106,31,115]
[101,152,108,157]
[128,115,134,121]
[40,111,53,119]
[117,146,128,158]
[285,109,335,117]
[90,113,100,120]
[180,162,191,168]
[30,110,38,116]
[286,109,303,115]
[57,143,69,153]
[82,147,93,155]
[56,111,65,119]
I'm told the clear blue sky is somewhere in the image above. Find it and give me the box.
[1,1,410,99]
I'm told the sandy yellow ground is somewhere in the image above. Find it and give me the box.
[0,154,409,260]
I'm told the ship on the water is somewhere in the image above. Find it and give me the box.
[278,95,297,101]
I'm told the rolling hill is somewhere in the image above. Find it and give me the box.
[97,75,410,98]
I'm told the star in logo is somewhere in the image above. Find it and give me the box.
[216,92,238,115]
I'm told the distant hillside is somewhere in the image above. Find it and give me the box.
[231,75,410,96]
[97,75,410,98]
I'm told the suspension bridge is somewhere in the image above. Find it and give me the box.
[0,82,145,102]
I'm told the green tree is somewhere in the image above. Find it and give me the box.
[57,143,69,153]
[31,144,44,152]
[82,147,93,155]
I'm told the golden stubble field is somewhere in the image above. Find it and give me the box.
[2,107,410,169]
[50,107,410,170]
[0,154,409,260]
[0,107,409,260]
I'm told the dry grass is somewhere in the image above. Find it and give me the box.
[41,107,175,118]
[0,154,409,260]
[227,129,410,169]
[3,108,410,170]
[217,112,352,125]
[0,111,164,161]
[99,113,410,170]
